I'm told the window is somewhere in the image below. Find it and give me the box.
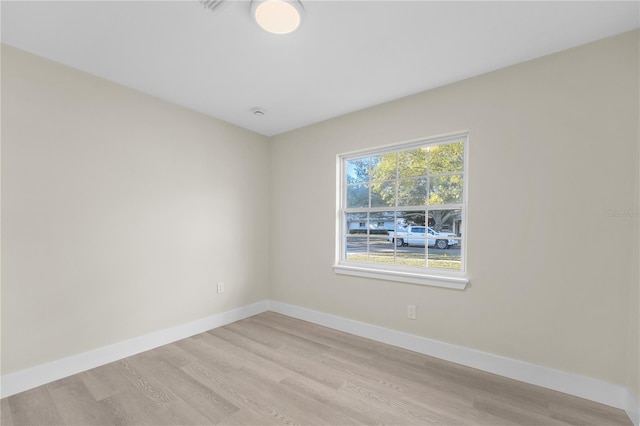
[334,133,468,289]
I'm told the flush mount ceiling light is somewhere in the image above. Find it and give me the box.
[250,0,304,35]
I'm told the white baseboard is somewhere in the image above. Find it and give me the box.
[625,388,640,426]
[3,298,638,426]
[0,300,270,399]
[269,301,636,418]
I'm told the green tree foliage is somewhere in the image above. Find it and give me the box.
[371,151,428,207]
[429,142,464,174]
[427,142,464,229]
[346,158,369,208]
[345,141,464,232]
[346,159,369,184]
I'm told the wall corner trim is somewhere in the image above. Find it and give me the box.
[0,300,270,398]
[268,300,636,422]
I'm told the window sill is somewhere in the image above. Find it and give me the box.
[333,264,469,290]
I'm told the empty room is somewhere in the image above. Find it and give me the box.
[1,1,639,425]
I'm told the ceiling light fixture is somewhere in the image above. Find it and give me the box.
[250,0,304,35]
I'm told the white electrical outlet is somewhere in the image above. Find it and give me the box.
[407,304,417,320]
[217,282,225,294]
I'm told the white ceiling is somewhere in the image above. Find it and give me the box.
[2,1,638,136]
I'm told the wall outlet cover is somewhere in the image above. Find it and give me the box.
[407,304,416,320]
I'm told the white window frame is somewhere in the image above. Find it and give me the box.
[333,132,469,290]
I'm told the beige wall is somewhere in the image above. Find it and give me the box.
[1,45,270,374]
[2,30,639,395]
[269,31,639,389]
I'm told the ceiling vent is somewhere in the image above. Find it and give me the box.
[199,0,226,12]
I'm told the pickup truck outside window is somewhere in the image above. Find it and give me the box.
[334,133,469,289]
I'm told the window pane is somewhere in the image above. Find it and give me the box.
[371,181,396,207]
[392,210,426,267]
[428,208,461,234]
[397,243,426,267]
[369,211,395,233]
[398,148,428,178]
[427,209,462,270]
[370,153,397,182]
[346,212,368,234]
[345,212,368,262]
[346,158,371,184]
[347,184,369,208]
[429,141,464,174]
[368,212,395,264]
[397,210,426,228]
[397,178,427,207]
[428,239,462,270]
[428,175,463,204]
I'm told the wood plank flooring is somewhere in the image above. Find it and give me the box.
[1,312,631,425]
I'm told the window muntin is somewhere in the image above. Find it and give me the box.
[337,134,467,286]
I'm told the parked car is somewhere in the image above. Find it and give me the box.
[387,226,458,249]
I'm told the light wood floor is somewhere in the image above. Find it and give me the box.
[1,312,631,426]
